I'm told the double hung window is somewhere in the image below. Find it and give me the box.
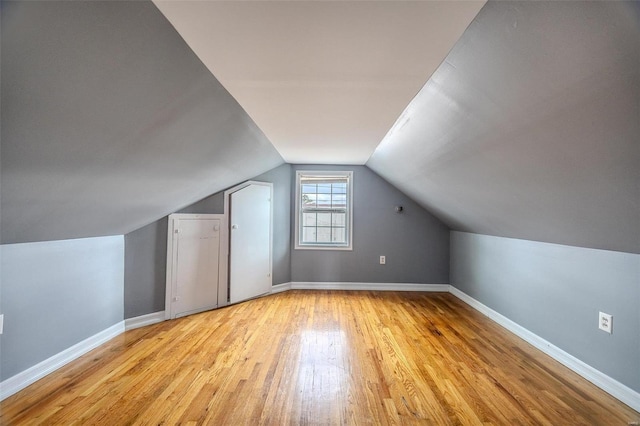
[295,171,353,250]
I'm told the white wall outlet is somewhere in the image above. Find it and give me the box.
[598,312,612,334]
[0,314,4,335]
[379,255,386,265]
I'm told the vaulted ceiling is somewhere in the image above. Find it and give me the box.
[152,0,640,254]
[2,1,638,254]
[152,0,485,164]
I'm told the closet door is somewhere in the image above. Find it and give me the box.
[229,184,272,304]
[169,217,220,318]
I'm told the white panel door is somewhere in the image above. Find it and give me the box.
[173,218,220,317]
[229,184,272,304]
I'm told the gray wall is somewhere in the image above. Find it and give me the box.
[290,165,449,283]
[124,164,292,318]
[0,236,124,381]
[253,165,293,286]
[368,1,640,254]
[124,219,168,319]
[125,163,449,318]
[450,231,640,392]
[1,0,283,244]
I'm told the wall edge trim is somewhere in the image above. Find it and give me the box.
[271,282,292,294]
[0,322,125,401]
[290,282,450,292]
[449,286,640,412]
[124,312,166,331]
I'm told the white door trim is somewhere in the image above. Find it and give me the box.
[165,213,228,320]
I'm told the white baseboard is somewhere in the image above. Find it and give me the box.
[271,282,292,294]
[449,286,640,413]
[290,282,451,292]
[0,322,125,401]
[124,311,165,331]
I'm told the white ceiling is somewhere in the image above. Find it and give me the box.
[153,0,485,165]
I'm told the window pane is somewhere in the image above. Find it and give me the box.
[317,194,331,207]
[317,184,331,194]
[302,227,316,243]
[332,183,346,194]
[332,213,345,227]
[332,227,345,243]
[332,194,346,208]
[297,171,352,249]
[317,227,331,243]
[317,213,331,226]
[302,212,316,226]
[301,193,316,208]
[301,184,316,194]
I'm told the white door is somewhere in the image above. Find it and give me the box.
[229,184,272,304]
[172,218,220,317]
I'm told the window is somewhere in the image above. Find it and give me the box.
[295,170,353,250]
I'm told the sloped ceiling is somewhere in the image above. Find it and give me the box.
[153,0,485,164]
[2,1,638,255]
[368,1,640,254]
[1,1,283,244]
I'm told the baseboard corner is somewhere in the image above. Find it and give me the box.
[124,311,166,331]
[271,282,292,294]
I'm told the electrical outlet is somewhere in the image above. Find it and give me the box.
[379,255,386,265]
[0,314,4,335]
[598,312,612,334]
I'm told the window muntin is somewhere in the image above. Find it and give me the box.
[295,171,353,250]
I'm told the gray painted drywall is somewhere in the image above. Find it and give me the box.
[0,236,124,381]
[450,231,640,392]
[124,164,292,319]
[1,0,283,244]
[124,219,168,318]
[368,1,640,254]
[177,194,225,215]
[290,165,449,283]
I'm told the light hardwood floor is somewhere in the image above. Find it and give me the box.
[1,291,638,425]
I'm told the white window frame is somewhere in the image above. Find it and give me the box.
[294,170,353,250]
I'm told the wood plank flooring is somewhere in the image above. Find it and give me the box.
[2,291,638,425]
